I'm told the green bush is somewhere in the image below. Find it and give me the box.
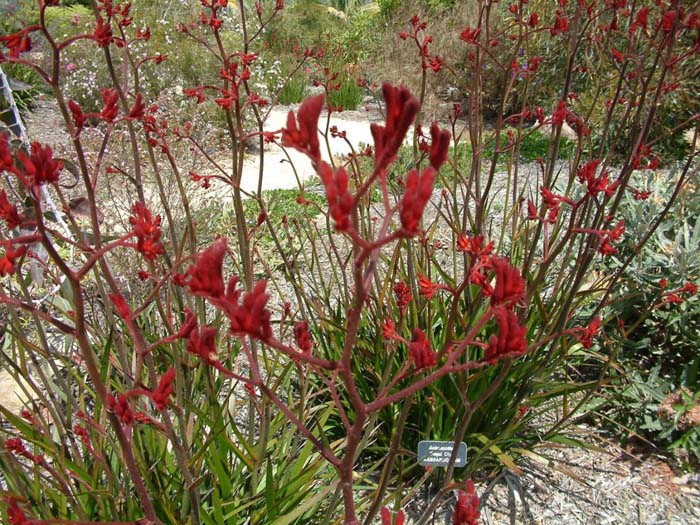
[599,169,700,464]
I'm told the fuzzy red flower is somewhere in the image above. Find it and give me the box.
[128,93,146,120]
[282,93,324,161]
[186,238,227,298]
[551,13,569,35]
[129,202,163,261]
[68,100,88,136]
[371,83,420,172]
[227,279,273,341]
[400,167,435,236]
[0,189,22,229]
[17,143,63,195]
[490,258,525,308]
[428,122,450,170]
[598,238,617,256]
[457,234,493,259]
[485,307,527,363]
[409,328,437,369]
[0,244,26,277]
[186,324,222,367]
[459,27,481,44]
[148,367,175,410]
[318,161,353,231]
[107,393,135,426]
[418,272,439,300]
[100,88,120,122]
[0,28,33,58]
[577,317,601,349]
[382,318,398,340]
[394,281,412,310]
[294,320,313,354]
[453,480,480,525]
[92,16,114,47]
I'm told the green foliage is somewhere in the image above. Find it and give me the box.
[0,63,45,115]
[598,170,700,464]
[327,72,364,110]
[278,71,309,105]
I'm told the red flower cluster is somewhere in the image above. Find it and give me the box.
[657,281,699,308]
[428,122,451,170]
[0,243,26,277]
[186,238,227,298]
[106,393,135,426]
[227,280,272,341]
[400,15,444,73]
[282,93,324,161]
[318,161,353,231]
[294,320,313,354]
[371,84,420,173]
[382,318,398,340]
[15,143,63,197]
[491,257,526,308]
[129,202,163,261]
[6,437,43,465]
[576,317,601,349]
[394,281,412,311]
[148,367,176,410]
[185,239,273,342]
[180,315,228,371]
[485,308,527,363]
[418,272,439,300]
[399,167,435,236]
[453,480,480,525]
[577,159,619,199]
[409,328,437,370]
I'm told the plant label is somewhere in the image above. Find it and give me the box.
[417,440,467,467]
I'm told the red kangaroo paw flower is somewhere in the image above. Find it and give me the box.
[409,328,437,370]
[17,143,63,195]
[418,272,439,300]
[7,497,31,525]
[394,281,412,310]
[0,189,22,229]
[453,480,480,525]
[68,100,88,136]
[93,16,114,47]
[282,93,324,161]
[491,257,525,308]
[294,320,313,354]
[371,83,420,172]
[428,122,451,170]
[0,244,26,277]
[318,161,353,231]
[485,307,527,363]
[186,238,227,299]
[381,507,406,525]
[577,316,601,349]
[227,279,273,341]
[400,167,435,236]
[150,367,175,410]
[0,28,33,58]
[129,202,163,261]
[100,88,120,123]
[107,393,135,426]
